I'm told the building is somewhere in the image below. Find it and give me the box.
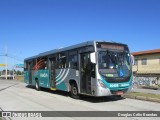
[0,70,15,79]
[132,49,160,77]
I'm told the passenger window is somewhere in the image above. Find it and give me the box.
[69,51,78,69]
[24,61,28,70]
[57,53,67,69]
[33,57,48,70]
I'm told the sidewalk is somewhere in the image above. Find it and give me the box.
[132,87,160,95]
[123,87,160,103]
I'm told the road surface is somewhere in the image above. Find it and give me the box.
[0,79,159,120]
[132,87,160,95]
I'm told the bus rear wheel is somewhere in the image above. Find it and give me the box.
[35,80,40,91]
[71,83,80,99]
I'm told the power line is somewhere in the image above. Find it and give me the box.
[8,54,24,62]
[0,54,23,62]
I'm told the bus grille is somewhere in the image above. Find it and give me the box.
[103,76,131,83]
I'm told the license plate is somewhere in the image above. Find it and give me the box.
[116,91,123,95]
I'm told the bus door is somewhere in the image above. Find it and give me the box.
[80,53,91,94]
[28,62,32,84]
[49,57,56,88]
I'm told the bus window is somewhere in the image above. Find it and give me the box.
[34,57,48,70]
[69,51,78,69]
[57,53,67,69]
[24,61,28,70]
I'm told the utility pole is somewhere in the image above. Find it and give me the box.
[5,47,8,80]
[13,59,15,79]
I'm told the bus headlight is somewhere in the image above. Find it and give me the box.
[98,79,106,88]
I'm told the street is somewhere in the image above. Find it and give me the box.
[0,79,160,120]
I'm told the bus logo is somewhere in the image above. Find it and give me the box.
[40,73,48,78]
[119,70,124,77]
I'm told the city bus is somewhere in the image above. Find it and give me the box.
[24,41,133,99]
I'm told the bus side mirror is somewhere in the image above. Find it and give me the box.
[90,52,96,64]
[131,55,134,65]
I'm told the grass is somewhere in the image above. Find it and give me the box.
[15,79,24,82]
[14,76,24,81]
[14,76,24,82]
[125,92,160,99]
[0,117,2,120]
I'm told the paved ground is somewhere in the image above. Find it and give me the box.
[0,79,160,120]
[132,87,160,95]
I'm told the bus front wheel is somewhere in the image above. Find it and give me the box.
[71,83,80,99]
[35,80,40,91]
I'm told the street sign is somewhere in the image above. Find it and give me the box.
[0,64,6,66]
[15,64,24,68]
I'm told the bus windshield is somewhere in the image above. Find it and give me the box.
[98,50,131,77]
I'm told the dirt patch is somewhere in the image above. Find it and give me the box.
[14,76,24,81]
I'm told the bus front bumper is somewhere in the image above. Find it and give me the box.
[91,85,132,97]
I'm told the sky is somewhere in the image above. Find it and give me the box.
[0,0,160,69]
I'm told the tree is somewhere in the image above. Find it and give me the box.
[16,70,22,75]
[2,69,10,75]
[21,71,24,75]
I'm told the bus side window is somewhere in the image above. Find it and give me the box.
[37,57,48,70]
[57,52,67,69]
[69,51,78,70]
[44,60,48,69]
[24,61,28,71]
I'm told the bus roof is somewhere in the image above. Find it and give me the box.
[24,40,127,61]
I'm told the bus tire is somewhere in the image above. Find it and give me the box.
[116,95,122,98]
[35,80,40,91]
[71,83,80,99]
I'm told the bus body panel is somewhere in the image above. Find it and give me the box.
[24,70,50,88]
[24,71,29,84]
[37,70,50,88]
[56,69,80,92]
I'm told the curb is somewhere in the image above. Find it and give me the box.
[136,96,146,101]
[141,86,159,90]
[123,95,160,103]
[147,97,160,103]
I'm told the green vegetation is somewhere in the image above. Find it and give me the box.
[125,92,160,99]
[0,69,24,76]
[16,70,24,75]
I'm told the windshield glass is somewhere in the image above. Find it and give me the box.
[98,50,131,77]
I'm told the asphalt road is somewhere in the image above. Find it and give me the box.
[0,79,160,120]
